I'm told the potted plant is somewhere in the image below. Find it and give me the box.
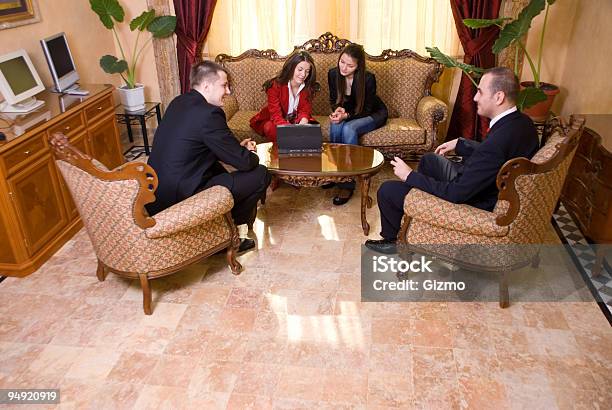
[89,0,176,111]
[427,0,557,121]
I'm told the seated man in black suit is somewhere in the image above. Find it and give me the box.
[366,67,539,254]
[147,60,270,253]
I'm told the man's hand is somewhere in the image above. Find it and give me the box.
[240,138,257,151]
[390,156,412,181]
[435,138,458,156]
[298,117,309,125]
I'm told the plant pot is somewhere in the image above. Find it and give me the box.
[520,81,560,122]
[117,84,145,112]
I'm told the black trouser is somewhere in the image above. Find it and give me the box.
[377,153,462,240]
[201,163,271,226]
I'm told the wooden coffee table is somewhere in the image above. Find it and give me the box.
[256,143,385,235]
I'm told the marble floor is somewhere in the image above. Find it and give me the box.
[1,164,611,409]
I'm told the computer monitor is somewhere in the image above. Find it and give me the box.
[40,32,85,94]
[0,49,45,113]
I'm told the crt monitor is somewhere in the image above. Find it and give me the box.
[0,49,45,113]
[40,32,81,93]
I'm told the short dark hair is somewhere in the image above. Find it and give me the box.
[483,67,519,103]
[190,60,228,88]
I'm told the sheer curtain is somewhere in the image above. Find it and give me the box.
[204,0,461,58]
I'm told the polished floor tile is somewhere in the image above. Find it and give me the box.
[0,165,610,409]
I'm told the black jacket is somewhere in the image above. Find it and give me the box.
[328,67,388,127]
[146,90,259,215]
[405,110,539,211]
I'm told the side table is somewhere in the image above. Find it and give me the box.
[115,102,162,157]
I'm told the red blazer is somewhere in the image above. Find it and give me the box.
[250,80,315,135]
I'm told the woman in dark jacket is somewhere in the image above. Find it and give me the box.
[327,43,388,205]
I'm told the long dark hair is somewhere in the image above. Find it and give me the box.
[335,44,366,114]
[262,50,318,97]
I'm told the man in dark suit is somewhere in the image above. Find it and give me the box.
[366,67,539,254]
[147,60,270,252]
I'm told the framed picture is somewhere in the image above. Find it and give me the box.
[0,0,40,30]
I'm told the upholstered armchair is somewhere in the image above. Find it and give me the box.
[398,116,585,307]
[49,133,242,315]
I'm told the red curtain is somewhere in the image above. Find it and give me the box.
[448,0,502,140]
[173,0,217,94]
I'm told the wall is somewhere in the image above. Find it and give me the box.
[0,0,164,104]
[0,0,119,102]
[523,0,612,115]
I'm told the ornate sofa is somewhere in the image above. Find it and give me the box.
[397,116,585,308]
[215,32,448,159]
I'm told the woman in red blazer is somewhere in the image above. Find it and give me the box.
[250,51,319,143]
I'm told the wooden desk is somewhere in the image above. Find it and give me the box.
[0,84,124,277]
[561,114,612,275]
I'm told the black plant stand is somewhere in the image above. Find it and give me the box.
[115,102,162,159]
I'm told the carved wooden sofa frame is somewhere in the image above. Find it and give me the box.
[215,32,448,160]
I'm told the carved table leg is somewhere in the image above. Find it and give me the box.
[358,175,372,235]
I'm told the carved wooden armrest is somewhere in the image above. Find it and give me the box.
[416,96,448,147]
[221,95,239,120]
[404,189,508,237]
[145,186,234,239]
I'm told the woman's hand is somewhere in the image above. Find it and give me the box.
[298,117,309,125]
[329,107,346,124]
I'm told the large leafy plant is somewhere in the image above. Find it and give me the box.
[90,0,177,89]
[427,0,555,110]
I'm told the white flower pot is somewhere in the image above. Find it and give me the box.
[118,84,145,111]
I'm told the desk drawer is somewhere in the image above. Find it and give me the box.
[1,132,47,175]
[85,95,114,124]
[48,112,85,138]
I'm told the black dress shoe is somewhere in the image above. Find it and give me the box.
[321,182,336,189]
[333,189,353,205]
[237,238,255,253]
[365,239,397,254]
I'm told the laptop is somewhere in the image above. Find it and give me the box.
[276,124,323,154]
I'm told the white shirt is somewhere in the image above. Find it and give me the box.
[287,82,305,116]
[489,106,517,128]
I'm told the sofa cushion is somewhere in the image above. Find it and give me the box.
[226,110,261,141]
[360,118,425,147]
[368,58,439,119]
[225,59,285,111]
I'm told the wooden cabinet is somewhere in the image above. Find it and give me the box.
[7,154,68,256]
[561,114,612,274]
[87,115,124,170]
[0,85,123,277]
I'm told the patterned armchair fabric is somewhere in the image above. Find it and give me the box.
[398,117,585,307]
[216,32,448,159]
[49,133,242,315]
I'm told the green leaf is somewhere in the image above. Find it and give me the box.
[463,18,509,29]
[130,9,156,31]
[426,47,485,77]
[100,55,128,74]
[89,0,124,29]
[147,15,177,38]
[547,0,556,4]
[517,86,548,110]
[492,0,546,53]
